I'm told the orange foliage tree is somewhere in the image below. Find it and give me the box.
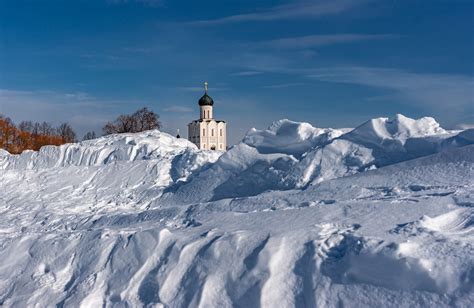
[0,115,76,154]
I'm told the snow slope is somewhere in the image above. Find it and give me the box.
[165,115,471,203]
[0,131,220,230]
[0,115,473,307]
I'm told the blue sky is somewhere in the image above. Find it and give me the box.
[1,0,473,144]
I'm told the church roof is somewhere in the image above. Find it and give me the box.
[198,93,214,106]
[198,81,214,106]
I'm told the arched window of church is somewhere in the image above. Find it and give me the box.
[202,129,205,136]
[220,129,222,137]
[207,110,210,118]
[212,129,214,136]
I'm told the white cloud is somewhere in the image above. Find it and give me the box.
[164,106,193,113]
[230,71,263,77]
[456,123,474,130]
[308,66,474,111]
[236,52,296,74]
[262,34,394,49]
[80,54,121,61]
[0,89,132,138]
[191,0,366,25]
[262,83,306,89]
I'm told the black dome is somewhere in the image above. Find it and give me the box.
[198,93,214,106]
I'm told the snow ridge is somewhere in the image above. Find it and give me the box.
[345,114,446,144]
[166,115,472,202]
[0,130,214,170]
[0,114,473,307]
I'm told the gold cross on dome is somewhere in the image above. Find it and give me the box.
[204,81,208,93]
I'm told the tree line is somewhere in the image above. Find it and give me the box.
[0,107,161,154]
[0,116,76,154]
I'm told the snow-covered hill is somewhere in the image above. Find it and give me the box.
[165,115,470,203]
[0,131,220,234]
[0,115,473,307]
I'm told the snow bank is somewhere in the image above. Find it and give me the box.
[344,114,446,145]
[0,130,211,170]
[0,130,221,218]
[243,119,346,157]
[0,116,473,307]
[167,115,473,202]
[290,114,468,186]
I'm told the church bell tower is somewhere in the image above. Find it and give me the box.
[187,82,227,150]
[199,81,213,120]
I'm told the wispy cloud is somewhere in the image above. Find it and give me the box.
[456,123,474,130]
[230,71,263,77]
[236,53,296,74]
[164,106,193,113]
[191,0,366,25]
[262,83,306,89]
[0,89,138,137]
[262,34,395,49]
[122,45,171,54]
[122,47,156,54]
[80,53,121,61]
[309,67,474,111]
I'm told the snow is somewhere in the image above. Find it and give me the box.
[0,114,473,307]
[345,114,447,144]
[243,119,347,156]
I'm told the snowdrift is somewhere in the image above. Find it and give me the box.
[0,130,218,170]
[165,114,472,203]
[0,131,220,219]
[0,114,473,307]
[290,115,468,186]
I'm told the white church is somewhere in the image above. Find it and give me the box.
[187,82,227,150]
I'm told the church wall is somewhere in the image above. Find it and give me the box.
[193,120,226,150]
[200,106,213,119]
[187,87,227,150]
[217,122,226,150]
[187,122,200,148]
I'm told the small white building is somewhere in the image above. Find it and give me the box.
[188,82,227,150]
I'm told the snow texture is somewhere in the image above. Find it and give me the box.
[0,114,473,307]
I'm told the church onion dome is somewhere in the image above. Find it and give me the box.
[198,93,214,106]
[198,81,214,106]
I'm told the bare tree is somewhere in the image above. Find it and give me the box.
[38,122,55,136]
[103,107,161,135]
[18,121,34,132]
[32,122,41,136]
[82,131,97,141]
[57,123,77,143]
[132,107,161,132]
